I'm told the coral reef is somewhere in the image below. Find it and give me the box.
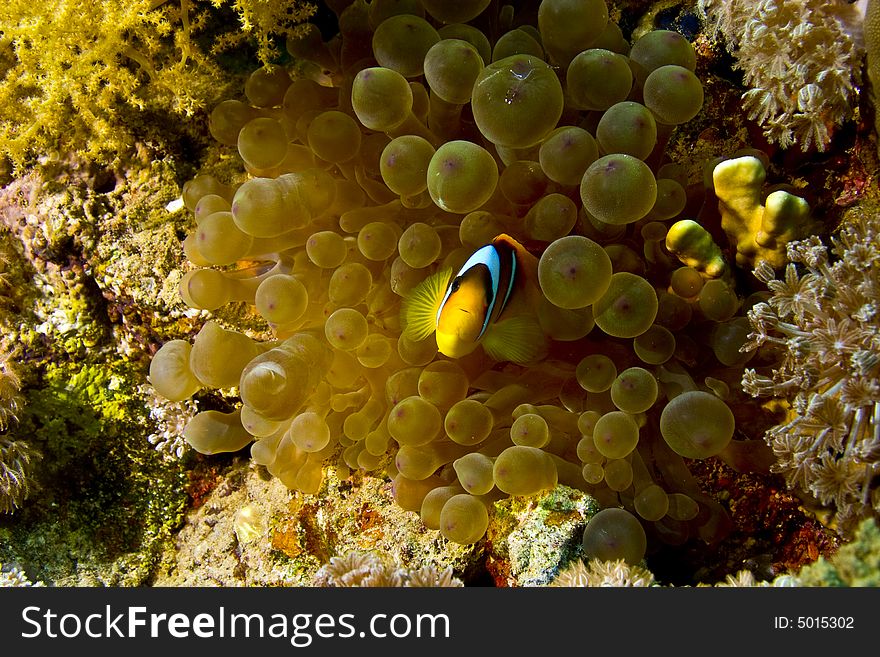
[698,0,864,152]
[0,0,877,590]
[148,0,813,576]
[742,211,880,538]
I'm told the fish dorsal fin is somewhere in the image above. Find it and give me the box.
[481,316,547,364]
[401,267,453,341]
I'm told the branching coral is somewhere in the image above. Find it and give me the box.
[313,551,463,587]
[699,0,864,152]
[741,214,880,537]
[0,0,316,170]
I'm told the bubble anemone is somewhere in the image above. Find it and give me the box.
[632,325,676,365]
[255,274,309,325]
[307,110,362,163]
[453,453,495,495]
[492,28,545,62]
[610,367,658,413]
[604,458,633,491]
[439,493,489,544]
[537,0,609,67]
[417,360,469,408]
[582,507,647,565]
[351,66,414,131]
[595,101,657,160]
[628,29,696,84]
[580,154,658,225]
[524,193,578,242]
[357,221,399,261]
[510,413,551,448]
[670,266,703,299]
[634,484,669,522]
[427,139,499,213]
[153,6,739,550]
[184,409,254,455]
[536,301,595,341]
[651,178,687,220]
[445,399,494,446]
[593,272,659,338]
[538,235,612,309]
[424,38,484,104]
[306,230,348,268]
[149,340,202,402]
[380,135,435,197]
[324,308,369,351]
[539,126,599,186]
[492,445,558,496]
[499,160,549,206]
[592,411,639,459]
[643,65,704,126]
[398,222,442,268]
[388,395,442,447]
[576,354,617,393]
[194,211,253,265]
[238,117,288,170]
[419,485,461,530]
[371,14,440,78]
[698,279,739,321]
[471,54,564,149]
[420,0,491,24]
[329,263,372,307]
[660,391,735,459]
[567,48,633,111]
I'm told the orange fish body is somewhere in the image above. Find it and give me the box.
[402,234,546,363]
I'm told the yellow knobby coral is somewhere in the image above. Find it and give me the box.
[712,155,811,269]
[665,219,727,279]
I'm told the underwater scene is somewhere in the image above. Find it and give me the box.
[1,0,879,588]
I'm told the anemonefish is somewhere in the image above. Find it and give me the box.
[402,234,547,364]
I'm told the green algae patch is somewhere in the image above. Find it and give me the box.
[0,361,188,585]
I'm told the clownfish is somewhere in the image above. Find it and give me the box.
[402,234,547,364]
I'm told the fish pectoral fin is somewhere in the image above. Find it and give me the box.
[481,316,547,364]
[401,267,452,341]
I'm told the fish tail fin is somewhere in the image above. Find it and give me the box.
[400,267,452,341]
[481,316,547,364]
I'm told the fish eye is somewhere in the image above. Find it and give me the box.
[450,278,461,293]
